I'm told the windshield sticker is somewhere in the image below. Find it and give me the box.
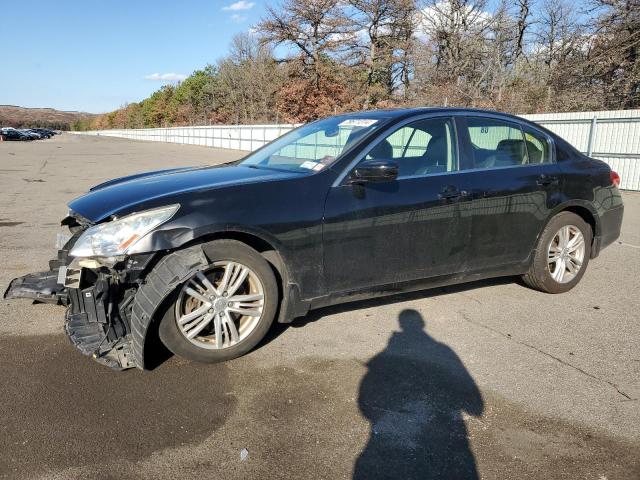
[338,119,378,128]
[312,163,325,171]
[300,161,320,170]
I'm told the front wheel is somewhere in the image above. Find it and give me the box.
[522,211,592,293]
[158,240,278,363]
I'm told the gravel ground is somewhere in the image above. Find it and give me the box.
[0,134,638,480]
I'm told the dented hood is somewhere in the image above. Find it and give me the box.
[68,164,303,222]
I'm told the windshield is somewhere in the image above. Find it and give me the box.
[239,115,385,173]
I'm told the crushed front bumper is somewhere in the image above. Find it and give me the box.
[4,269,67,304]
[3,244,75,304]
[4,245,154,370]
[62,261,138,370]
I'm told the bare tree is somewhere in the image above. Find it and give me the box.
[526,0,589,110]
[415,0,508,106]
[419,0,495,84]
[346,0,416,106]
[217,33,284,123]
[586,0,640,108]
[256,0,354,87]
[514,0,533,61]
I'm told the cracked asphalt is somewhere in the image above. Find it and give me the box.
[1,134,639,479]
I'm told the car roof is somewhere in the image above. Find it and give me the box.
[336,107,561,140]
[338,107,529,123]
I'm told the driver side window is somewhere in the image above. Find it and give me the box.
[365,118,458,178]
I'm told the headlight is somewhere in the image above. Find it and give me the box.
[70,204,179,258]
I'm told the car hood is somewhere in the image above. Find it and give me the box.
[68,164,303,222]
[88,166,202,191]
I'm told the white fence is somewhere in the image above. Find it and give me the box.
[83,124,299,152]
[73,109,640,190]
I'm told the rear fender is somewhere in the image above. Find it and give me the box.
[536,200,601,259]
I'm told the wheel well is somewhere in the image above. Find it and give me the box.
[192,231,274,254]
[182,230,286,299]
[187,231,282,267]
[137,233,288,368]
[561,205,598,238]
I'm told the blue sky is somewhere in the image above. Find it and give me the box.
[0,0,267,113]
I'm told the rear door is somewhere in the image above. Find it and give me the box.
[456,116,562,270]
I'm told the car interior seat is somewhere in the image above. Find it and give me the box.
[525,140,543,163]
[414,135,448,175]
[495,139,527,166]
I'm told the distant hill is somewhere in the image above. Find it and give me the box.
[0,105,97,130]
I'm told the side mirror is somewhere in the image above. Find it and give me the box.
[350,159,399,184]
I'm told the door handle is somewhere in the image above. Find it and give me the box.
[439,187,468,200]
[536,174,558,186]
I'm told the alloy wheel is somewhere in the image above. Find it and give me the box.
[547,225,585,284]
[175,261,265,350]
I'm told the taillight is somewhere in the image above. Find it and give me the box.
[610,170,620,187]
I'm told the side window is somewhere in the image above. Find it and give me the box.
[405,128,432,157]
[522,126,552,164]
[466,117,528,169]
[365,118,457,177]
[383,126,421,159]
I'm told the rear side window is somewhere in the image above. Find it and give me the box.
[522,125,552,164]
[466,117,528,169]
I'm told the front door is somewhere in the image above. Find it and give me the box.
[322,116,472,294]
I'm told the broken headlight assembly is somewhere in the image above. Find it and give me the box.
[70,204,179,258]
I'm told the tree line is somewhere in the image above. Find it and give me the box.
[76,0,639,130]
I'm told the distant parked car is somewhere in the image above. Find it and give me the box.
[15,129,35,140]
[0,128,28,141]
[0,128,60,140]
[29,128,54,138]
[4,108,624,372]
[20,129,42,139]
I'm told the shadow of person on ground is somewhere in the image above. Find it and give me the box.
[354,309,484,480]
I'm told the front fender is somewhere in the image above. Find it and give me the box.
[131,223,309,326]
[130,222,292,276]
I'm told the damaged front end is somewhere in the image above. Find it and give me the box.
[4,212,156,370]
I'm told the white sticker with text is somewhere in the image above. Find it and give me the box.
[300,161,319,170]
[338,119,378,128]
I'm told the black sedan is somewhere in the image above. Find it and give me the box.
[0,128,28,141]
[5,108,624,370]
[29,128,55,138]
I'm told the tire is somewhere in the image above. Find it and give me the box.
[157,240,278,364]
[522,211,592,293]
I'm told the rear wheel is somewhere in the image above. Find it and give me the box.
[158,240,278,363]
[522,212,592,293]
